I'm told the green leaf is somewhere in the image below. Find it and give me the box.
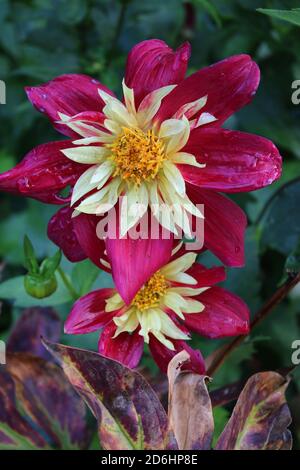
[0,276,72,307]
[71,260,100,296]
[257,8,300,27]
[23,235,39,274]
[193,0,222,26]
[57,0,87,25]
[223,227,261,310]
[0,150,15,172]
[40,250,62,278]
[260,179,300,255]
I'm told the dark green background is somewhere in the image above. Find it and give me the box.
[0,0,300,449]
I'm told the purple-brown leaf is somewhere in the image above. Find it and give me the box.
[0,367,48,449]
[167,351,214,450]
[0,353,90,450]
[7,307,61,361]
[44,340,178,450]
[216,372,292,450]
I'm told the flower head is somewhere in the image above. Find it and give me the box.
[65,251,250,373]
[0,39,282,281]
[59,81,208,236]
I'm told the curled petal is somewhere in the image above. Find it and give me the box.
[125,39,190,106]
[0,141,85,204]
[26,74,114,137]
[187,186,247,267]
[47,206,87,262]
[184,286,250,338]
[98,322,144,369]
[157,54,260,124]
[65,288,116,334]
[181,128,282,192]
[72,212,110,272]
[149,335,205,374]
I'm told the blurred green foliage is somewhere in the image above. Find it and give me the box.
[0,0,300,449]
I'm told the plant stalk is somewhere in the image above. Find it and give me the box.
[207,272,300,376]
[57,267,78,301]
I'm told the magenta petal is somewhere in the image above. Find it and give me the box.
[26,74,114,137]
[0,141,85,204]
[187,185,247,267]
[105,236,173,305]
[157,54,260,124]
[181,128,282,192]
[65,288,115,335]
[184,286,250,338]
[72,213,110,272]
[186,264,226,287]
[47,206,87,262]
[149,336,205,374]
[98,323,144,369]
[125,39,190,106]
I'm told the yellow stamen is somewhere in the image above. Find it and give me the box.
[107,127,166,185]
[132,272,168,311]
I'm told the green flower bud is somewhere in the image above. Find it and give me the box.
[24,274,57,299]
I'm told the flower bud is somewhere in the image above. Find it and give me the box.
[24,274,57,299]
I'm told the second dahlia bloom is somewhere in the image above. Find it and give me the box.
[64,251,250,372]
[0,39,282,275]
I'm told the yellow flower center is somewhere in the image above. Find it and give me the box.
[108,127,166,185]
[132,271,168,311]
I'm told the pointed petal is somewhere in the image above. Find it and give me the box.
[149,336,205,374]
[181,128,282,192]
[184,286,250,338]
[65,288,116,334]
[162,161,186,197]
[71,165,101,206]
[0,141,85,204]
[157,54,260,125]
[187,186,247,267]
[120,184,148,236]
[26,74,114,137]
[122,79,136,116]
[98,322,144,369]
[61,146,109,164]
[137,85,176,128]
[159,117,190,155]
[161,252,197,277]
[47,206,87,262]
[105,231,174,305]
[125,39,190,106]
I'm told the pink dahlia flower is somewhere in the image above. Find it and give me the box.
[0,39,281,278]
[64,251,249,372]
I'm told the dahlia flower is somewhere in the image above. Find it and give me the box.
[64,251,249,372]
[0,39,282,290]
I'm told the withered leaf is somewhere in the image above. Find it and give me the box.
[0,353,90,450]
[7,307,60,361]
[168,351,214,450]
[216,372,292,450]
[44,340,178,450]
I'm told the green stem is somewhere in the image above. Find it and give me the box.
[106,0,129,65]
[57,267,78,301]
